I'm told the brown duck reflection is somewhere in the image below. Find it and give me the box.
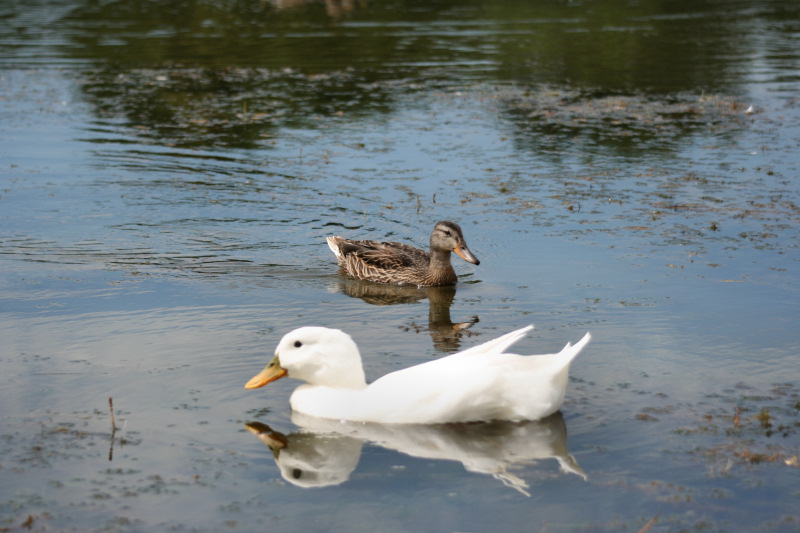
[333,280,479,352]
[245,412,585,496]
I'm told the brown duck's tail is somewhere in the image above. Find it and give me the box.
[326,236,346,265]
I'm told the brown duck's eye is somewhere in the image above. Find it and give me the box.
[294,340,302,348]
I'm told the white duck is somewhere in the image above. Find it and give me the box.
[244,325,590,424]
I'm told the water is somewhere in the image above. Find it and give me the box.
[1,0,799,531]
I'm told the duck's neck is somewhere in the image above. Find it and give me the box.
[429,248,452,268]
[426,249,457,284]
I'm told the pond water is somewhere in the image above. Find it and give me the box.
[1,0,799,531]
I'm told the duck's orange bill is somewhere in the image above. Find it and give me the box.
[245,356,288,389]
[454,244,480,265]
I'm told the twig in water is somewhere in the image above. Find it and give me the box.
[108,397,117,461]
[109,397,117,432]
[637,511,661,533]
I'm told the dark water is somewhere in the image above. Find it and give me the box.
[1,0,799,531]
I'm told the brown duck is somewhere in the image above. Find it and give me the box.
[326,220,480,286]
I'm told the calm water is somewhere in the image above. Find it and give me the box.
[1,0,799,531]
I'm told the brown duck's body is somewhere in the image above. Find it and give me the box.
[327,221,480,286]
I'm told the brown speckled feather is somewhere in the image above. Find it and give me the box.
[344,242,448,285]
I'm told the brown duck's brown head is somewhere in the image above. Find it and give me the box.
[430,220,480,265]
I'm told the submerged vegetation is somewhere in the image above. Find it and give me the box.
[638,382,800,472]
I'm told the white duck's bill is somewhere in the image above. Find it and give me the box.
[245,355,288,389]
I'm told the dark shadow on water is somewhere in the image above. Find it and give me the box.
[332,278,479,352]
[245,411,585,496]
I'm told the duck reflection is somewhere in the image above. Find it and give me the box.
[332,280,479,352]
[245,412,585,496]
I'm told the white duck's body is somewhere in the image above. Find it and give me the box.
[245,325,590,425]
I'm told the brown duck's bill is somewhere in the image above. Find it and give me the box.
[454,244,480,265]
[245,356,288,389]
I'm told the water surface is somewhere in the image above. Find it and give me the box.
[1,0,799,531]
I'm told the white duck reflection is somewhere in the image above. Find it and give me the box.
[245,412,585,496]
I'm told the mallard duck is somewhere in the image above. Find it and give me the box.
[244,325,591,424]
[326,220,479,286]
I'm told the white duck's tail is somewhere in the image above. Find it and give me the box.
[557,332,592,365]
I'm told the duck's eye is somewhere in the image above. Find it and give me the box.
[294,340,302,348]
[292,468,302,479]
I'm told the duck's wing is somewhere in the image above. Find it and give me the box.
[356,357,508,423]
[346,241,418,267]
[360,329,590,424]
[331,240,427,282]
[361,325,535,400]
[353,327,533,423]
[329,237,427,261]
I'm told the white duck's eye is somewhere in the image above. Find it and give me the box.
[294,340,302,348]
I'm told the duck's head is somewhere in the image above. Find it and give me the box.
[431,220,480,265]
[245,327,367,390]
